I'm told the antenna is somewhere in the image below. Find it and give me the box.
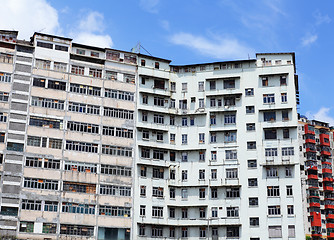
[38,28,46,33]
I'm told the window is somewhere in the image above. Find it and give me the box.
[248,178,258,187]
[250,217,259,227]
[141,148,150,158]
[99,185,131,196]
[226,227,239,238]
[286,185,293,196]
[264,111,276,121]
[211,169,217,180]
[62,202,95,215]
[199,188,206,199]
[210,80,216,90]
[152,187,164,198]
[139,225,146,236]
[246,106,255,114]
[152,206,163,218]
[224,79,235,89]
[181,152,188,162]
[268,205,281,215]
[170,116,175,125]
[170,99,175,108]
[0,92,9,102]
[182,227,188,237]
[248,159,257,168]
[71,65,85,75]
[246,123,255,131]
[106,71,117,81]
[21,199,42,211]
[103,107,134,120]
[245,88,254,96]
[60,224,94,236]
[198,81,204,91]
[24,178,58,190]
[280,76,287,86]
[285,167,292,177]
[153,150,164,160]
[282,147,294,156]
[249,197,258,206]
[151,226,163,238]
[35,59,51,70]
[19,221,34,233]
[182,170,188,181]
[227,207,239,217]
[31,96,64,110]
[182,83,187,91]
[226,188,240,198]
[224,97,235,106]
[226,168,238,179]
[140,205,146,216]
[142,112,148,122]
[262,77,268,86]
[267,186,280,197]
[199,151,205,161]
[287,205,294,215]
[170,188,175,199]
[247,141,256,150]
[105,88,134,101]
[140,186,146,196]
[283,128,289,138]
[154,62,159,69]
[199,169,205,180]
[54,62,67,72]
[199,207,206,218]
[29,116,63,129]
[181,189,188,199]
[68,102,100,115]
[100,164,132,177]
[282,110,289,120]
[211,151,217,161]
[190,117,195,125]
[212,227,218,237]
[267,167,278,177]
[269,226,282,238]
[141,59,145,66]
[263,94,275,104]
[199,98,205,108]
[44,201,58,212]
[170,82,176,92]
[42,223,57,234]
[170,133,175,144]
[0,72,11,83]
[152,168,164,179]
[169,208,175,218]
[179,99,187,109]
[66,140,98,153]
[0,112,7,122]
[181,117,187,126]
[182,134,188,144]
[264,129,277,140]
[210,133,216,143]
[265,148,278,157]
[281,93,287,103]
[199,227,206,238]
[211,207,218,218]
[170,152,176,161]
[211,188,218,199]
[199,133,205,143]
[224,131,236,142]
[156,132,163,141]
[0,53,13,64]
[224,114,236,124]
[153,114,164,124]
[288,225,295,237]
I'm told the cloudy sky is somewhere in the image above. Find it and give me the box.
[1,0,334,124]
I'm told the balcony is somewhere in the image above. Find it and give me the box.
[324,186,334,192]
[328,232,334,238]
[309,202,321,208]
[321,150,331,156]
[325,204,334,210]
[320,134,330,147]
[308,174,318,180]
[305,138,316,144]
[327,223,334,229]
[323,168,333,174]
[323,177,334,182]
[310,212,322,226]
[326,214,334,219]
[304,125,315,135]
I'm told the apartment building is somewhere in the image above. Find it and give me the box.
[0,30,136,239]
[299,117,334,240]
[133,53,303,239]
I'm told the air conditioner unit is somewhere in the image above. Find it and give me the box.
[235,97,241,101]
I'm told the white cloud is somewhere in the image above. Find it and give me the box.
[170,32,254,60]
[71,11,113,48]
[306,107,334,126]
[160,20,170,31]
[301,34,318,47]
[0,0,60,40]
[313,10,331,26]
[139,0,160,13]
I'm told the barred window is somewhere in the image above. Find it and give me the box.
[24,178,58,190]
[25,157,42,167]
[48,80,66,91]
[0,112,7,122]
[0,72,11,82]
[102,145,132,157]
[100,185,131,196]
[44,158,60,169]
[103,107,134,120]
[71,65,85,75]
[100,164,132,177]
[99,205,131,217]
[152,206,163,217]
[63,182,96,194]
[153,114,164,124]
[54,62,67,72]
[31,96,64,110]
[226,188,240,198]
[102,126,133,138]
[0,92,9,102]
[44,201,58,212]
[105,88,134,101]
[62,202,95,215]
[69,83,101,96]
[42,223,57,234]
[21,199,42,211]
[66,140,98,153]
[68,102,100,115]
[226,150,237,160]
[64,161,97,173]
[265,148,278,157]
[67,121,99,134]
[27,136,41,147]
[106,71,117,80]
[29,116,63,129]
[152,187,164,198]
[35,59,51,70]
[60,224,94,236]
[89,68,102,78]
[153,150,164,160]
[19,221,34,233]
[124,74,135,84]
[25,157,60,169]
[153,168,164,179]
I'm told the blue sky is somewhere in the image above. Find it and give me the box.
[1,0,334,123]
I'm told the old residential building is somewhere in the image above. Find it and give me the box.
[0,30,309,239]
[133,53,303,239]
[0,30,135,239]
